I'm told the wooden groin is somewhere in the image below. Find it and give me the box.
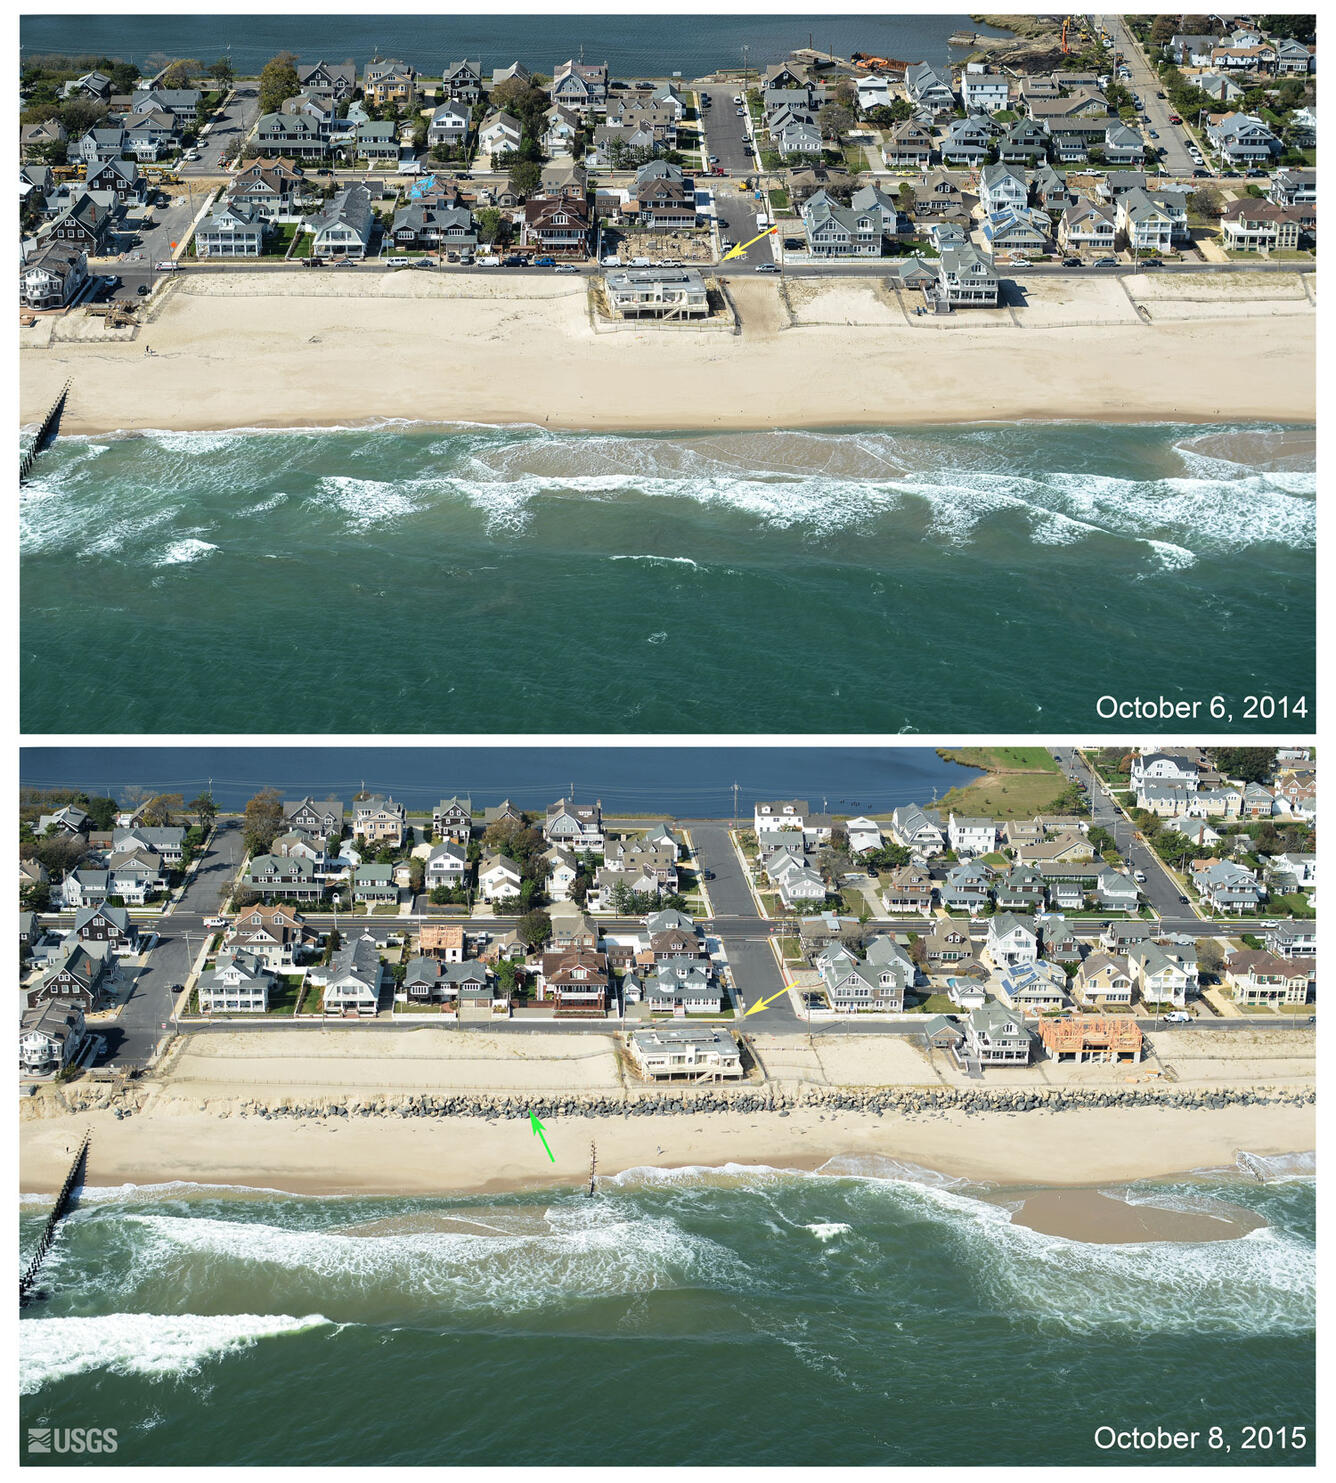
[20,378,71,484]
[19,1128,89,1305]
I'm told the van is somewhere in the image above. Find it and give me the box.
[476,255,500,266]
[630,256,652,267]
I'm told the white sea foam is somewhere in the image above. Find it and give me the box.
[814,1153,970,1189]
[155,537,219,566]
[893,1181,1315,1336]
[309,475,425,529]
[116,1200,744,1314]
[1237,1150,1316,1183]
[609,554,701,568]
[19,1312,330,1395]
[804,1222,852,1242]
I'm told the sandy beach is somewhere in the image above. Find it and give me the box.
[19,269,1315,435]
[19,1099,1315,1201]
[20,1026,1315,1202]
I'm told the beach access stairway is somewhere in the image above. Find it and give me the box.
[19,1127,89,1305]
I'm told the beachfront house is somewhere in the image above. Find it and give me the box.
[627,1026,743,1079]
[194,201,268,257]
[957,1000,1033,1067]
[196,950,275,1013]
[314,933,384,1015]
[20,1002,87,1076]
[306,183,374,259]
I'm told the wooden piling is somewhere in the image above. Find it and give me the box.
[19,1128,89,1304]
[20,379,71,484]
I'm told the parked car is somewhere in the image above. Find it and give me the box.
[1246,169,1269,178]
[1164,1011,1192,1023]
[554,264,579,273]
[533,256,555,266]
[1149,129,1159,139]
[1141,257,1164,267]
[1062,256,1081,267]
[754,262,778,272]
[1192,168,1209,178]
[136,283,150,295]
[1093,256,1118,266]
[708,154,719,163]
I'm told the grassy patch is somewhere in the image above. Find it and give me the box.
[778,935,804,961]
[768,186,790,210]
[939,747,1060,773]
[936,772,1071,820]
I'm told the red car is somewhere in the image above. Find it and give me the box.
[1168,113,1182,124]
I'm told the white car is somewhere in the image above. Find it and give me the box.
[1164,1011,1192,1023]
[203,916,227,928]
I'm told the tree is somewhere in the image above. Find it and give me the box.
[517,909,552,949]
[243,788,285,856]
[160,58,201,90]
[817,102,854,141]
[896,180,916,214]
[143,792,183,827]
[259,51,301,117]
[1149,15,1178,45]
[190,792,218,830]
[508,157,542,197]
[1196,939,1225,979]
[209,57,235,89]
[1213,748,1276,785]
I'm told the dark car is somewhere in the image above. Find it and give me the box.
[1192,168,1209,177]
[1062,256,1082,266]
[702,870,715,880]
[1247,168,1268,178]
[1141,258,1165,268]
[136,283,150,295]
[1222,170,1241,178]
[1179,895,1189,904]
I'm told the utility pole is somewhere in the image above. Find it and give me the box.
[732,782,739,831]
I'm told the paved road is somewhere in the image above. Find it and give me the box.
[689,823,797,1025]
[1097,14,1196,176]
[103,820,246,1065]
[698,85,775,271]
[1052,747,1201,923]
[181,85,259,177]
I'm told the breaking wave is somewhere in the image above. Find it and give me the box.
[19,1312,331,1394]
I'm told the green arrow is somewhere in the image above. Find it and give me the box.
[529,1109,555,1162]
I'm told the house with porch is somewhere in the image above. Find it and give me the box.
[1075,952,1134,1007]
[197,950,274,1013]
[985,912,1039,970]
[627,1026,742,1079]
[957,1000,1033,1066]
[935,244,999,306]
[313,933,384,1015]
[20,1002,86,1076]
[307,183,374,258]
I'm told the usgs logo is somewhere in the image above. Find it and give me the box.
[27,1427,119,1455]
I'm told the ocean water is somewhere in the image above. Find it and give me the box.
[20,421,1315,734]
[18,12,1010,77]
[19,1157,1315,1466]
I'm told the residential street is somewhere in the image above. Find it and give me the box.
[1098,14,1198,176]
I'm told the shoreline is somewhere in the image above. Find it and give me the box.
[21,409,1321,440]
[19,1101,1316,1202]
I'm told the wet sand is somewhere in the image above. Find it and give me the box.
[1003,1186,1264,1244]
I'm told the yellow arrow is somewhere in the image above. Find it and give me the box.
[720,224,778,262]
[742,986,791,1018]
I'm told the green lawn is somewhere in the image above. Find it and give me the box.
[906,993,957,1014]
[768,186,790,210]
[939,747,1060,773]
[289,232,314,258]
[778,936,804,961]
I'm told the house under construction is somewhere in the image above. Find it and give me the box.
[1038,1016,1143,1064]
